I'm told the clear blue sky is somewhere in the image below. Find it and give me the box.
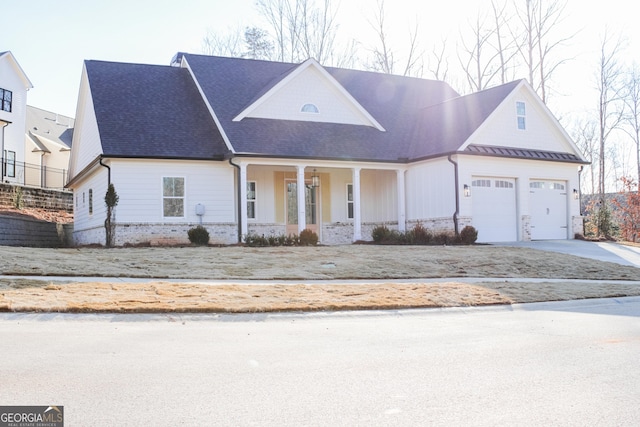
[4,0,638,119]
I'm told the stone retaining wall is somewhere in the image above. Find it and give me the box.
[0,214,73,247]
[0,183,73,212]
[0,183,74,247]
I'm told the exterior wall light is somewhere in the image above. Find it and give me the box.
[573,188,579,200]
[311,169,320,188]
[463,184,471,197]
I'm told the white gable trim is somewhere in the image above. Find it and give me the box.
[181,56,236,154]
[0,51,34,89]
[233,58,386,132]
[459,80,587,162]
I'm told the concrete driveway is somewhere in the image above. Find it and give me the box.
[494,240,640,267]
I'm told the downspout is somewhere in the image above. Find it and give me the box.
[447,154,460,236]
[228,156,242,243]
[0,120,10,180]
[99,156,111,185]
[578,165,584,238]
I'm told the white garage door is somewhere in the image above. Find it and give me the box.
[472,177,517,242]
[529,180,568,240]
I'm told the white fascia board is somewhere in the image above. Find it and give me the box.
[181,56,235,154]
[1,51,34,89]
[233,58,386,132]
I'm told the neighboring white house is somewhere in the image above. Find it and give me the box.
[0,51,33,185]
[25,105,74,189]
[67,53,588,246]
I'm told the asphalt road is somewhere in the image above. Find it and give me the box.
[1,297,639,426]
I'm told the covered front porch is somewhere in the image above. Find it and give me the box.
[234,159,408,244]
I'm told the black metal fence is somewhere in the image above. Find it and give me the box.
[1,157,68,189]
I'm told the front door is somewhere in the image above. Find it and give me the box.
[286,180,319,236]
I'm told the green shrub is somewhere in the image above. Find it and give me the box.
[244,233,269,247]
[299,229,319,246]
[459,225,478,244]
[372,225,390,242]
[411,222,432,244]
[188,225,210,246]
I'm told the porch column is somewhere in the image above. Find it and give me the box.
[297,165,307,233]
[239,163,249,239]
[397,169,406,232]
[352,167,362,241]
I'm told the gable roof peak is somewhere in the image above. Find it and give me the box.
[231,55,386,131]
[0,51,34,89]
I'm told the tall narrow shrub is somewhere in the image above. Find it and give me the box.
[105,183,119,247]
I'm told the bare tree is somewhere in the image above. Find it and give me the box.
[457,10,501,92]
[490,0,519,84]
[573,118,598,195]
[256,0,349,65]
[366,0,423,77]
[621,64,640,184]
[513,0,574,103]
[427,38,450,81]
[202,26,245,57]
[596,31,626,197]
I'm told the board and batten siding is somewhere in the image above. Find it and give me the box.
[0,56,29,175]
[247,166,277,224]
[360,169,397,223]
[405,159,456,220]
[110,159,236,223]
[329,168,353,223]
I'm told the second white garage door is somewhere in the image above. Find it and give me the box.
[529,180,568,240]
[472,177,517,242]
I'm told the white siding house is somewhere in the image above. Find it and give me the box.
[67,53,588,246]
[0,51,33,184]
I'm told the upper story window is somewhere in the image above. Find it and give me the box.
[163,177,185,217]
[516,101,526,130]
[301,103,319,113]
[1,88,12,112]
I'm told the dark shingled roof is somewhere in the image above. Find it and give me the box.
[405,81,522,159]
[86,54,582,164]
[85,60,227,159]
[183,53,461,161]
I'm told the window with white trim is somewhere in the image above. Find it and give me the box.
[301,103,319,113]
[347,184,354,219]
[163,177,185,217]
[516,101,526,130]
[247,181,256,219]
[3,150,15,177]
[530,182,544,189]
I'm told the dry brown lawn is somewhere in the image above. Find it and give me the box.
[1,245,640,313]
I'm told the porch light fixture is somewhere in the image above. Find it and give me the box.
[463,184,471,197]
[573,188,579,200]
[311,169,320,188]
